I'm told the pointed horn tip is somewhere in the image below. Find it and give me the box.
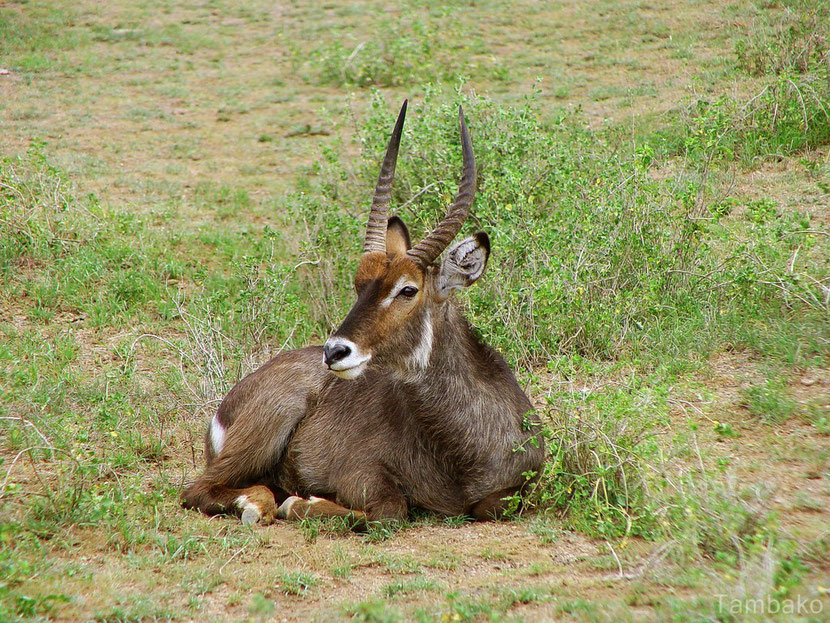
[458,106,470,134]
[392,100,408,133]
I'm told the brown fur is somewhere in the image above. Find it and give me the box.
[342,252,425,360]
[182,222,545,524]
[182,103,543,524]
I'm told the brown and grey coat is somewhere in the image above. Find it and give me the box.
[182,101,545,524]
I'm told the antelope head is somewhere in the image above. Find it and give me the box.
[323,101,490,380]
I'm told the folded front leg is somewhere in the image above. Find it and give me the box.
[277,496,366,522]
[182,481,280,525]
[335,469,409,522]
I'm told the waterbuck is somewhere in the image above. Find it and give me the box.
[182,101,545,524]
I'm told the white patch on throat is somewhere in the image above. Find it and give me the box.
[409,308,433,370]
[210,414,225,455]
[331,359,369,380]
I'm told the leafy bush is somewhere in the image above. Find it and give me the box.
[282,86,830,368]
[298,12,486,88]
[734,0,829,76]
[531,380,668,538]
[668,75,830,166]
[0,143,102,274]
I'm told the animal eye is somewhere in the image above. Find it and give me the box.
[398,286,418,298]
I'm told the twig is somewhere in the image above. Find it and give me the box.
[0,217,36,244]
[607,540,624,578]
[220,542,250,575]
[0,417,55,457]
[399,183,438,210]
[783,229,830,238]
[0,446,53,500]
[613,541,676,580]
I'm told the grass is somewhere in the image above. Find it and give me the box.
[1,0,830,621]
[742,377,799,423]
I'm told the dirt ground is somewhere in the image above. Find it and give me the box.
[1,0,829,621]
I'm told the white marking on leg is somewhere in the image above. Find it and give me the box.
[236,494,261,525]
[277,495,303,519]
[210,414,225,455]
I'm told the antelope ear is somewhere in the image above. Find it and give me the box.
[437,232,490,298]
[386,216,411,256]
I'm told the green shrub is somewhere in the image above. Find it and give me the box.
[297,9,488,88]
[284,86,830,368]
[669,75,830,166]
[531,384,666,538]
[0,143,101,274]
[734,0,829,76]
[742,377,798,423]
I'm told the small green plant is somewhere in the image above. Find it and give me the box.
[248,593,276,616]
[298,515,355,543]
[806,404,830,434]
[343,598,402,622]
[362,519,407,544]
[370,551,421,575]
[714,421,739,438]
[526,517,560,545]
[277,569,318,597]
[742,378,798,423]
[382,577,439,599]
[330,546,353,580]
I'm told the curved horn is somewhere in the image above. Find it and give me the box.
[363,100,408,254]
[407,106,476,267]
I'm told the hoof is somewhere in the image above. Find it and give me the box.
[241,506,261,525]
[276,496,303,520]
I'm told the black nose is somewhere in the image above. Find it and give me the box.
[324,342,351,366]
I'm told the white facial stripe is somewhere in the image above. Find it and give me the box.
[210,414,225,455]
[323,336,371,375]
[381,276,417,308]
[409,308,433,370]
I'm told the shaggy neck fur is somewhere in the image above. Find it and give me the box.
[394,302,534,467]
